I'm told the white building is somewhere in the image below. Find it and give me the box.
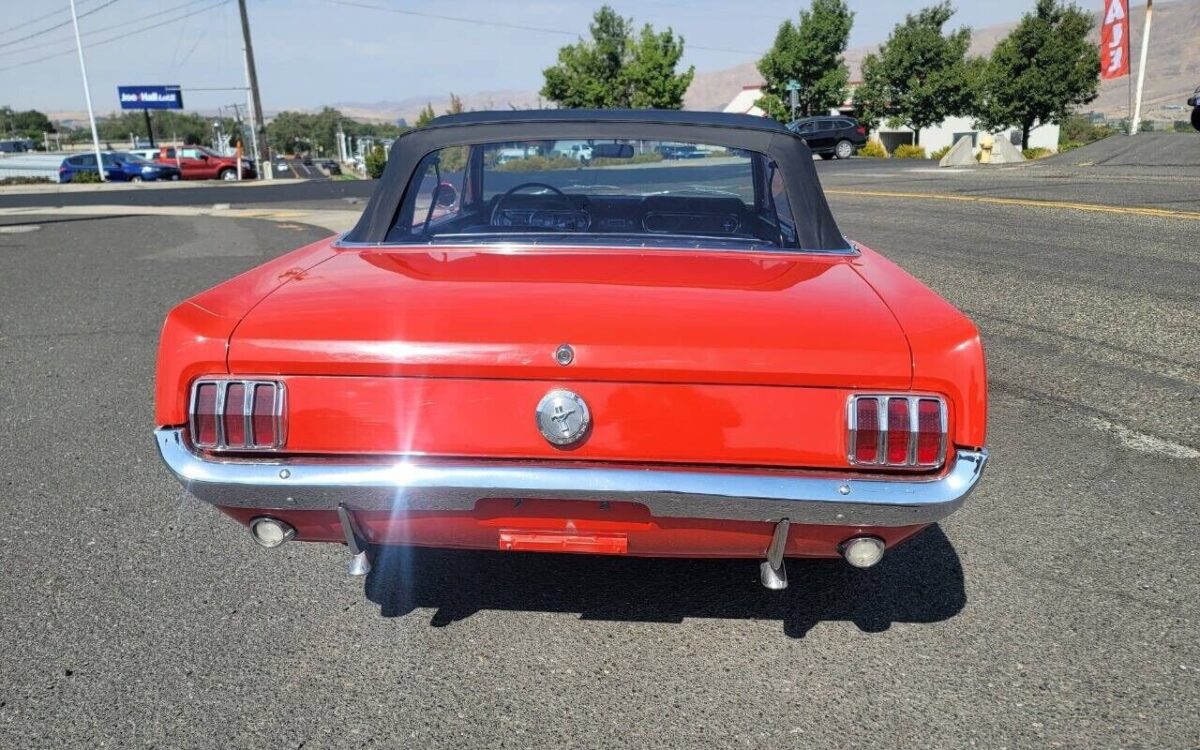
[873,116,1059,154]
[719,85,1060,155]
[722,85,767,117]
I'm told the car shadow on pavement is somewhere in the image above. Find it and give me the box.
[363,525,965,638]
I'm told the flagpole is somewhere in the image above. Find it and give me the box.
[69,0,105,181]
[1130,0,1152,135]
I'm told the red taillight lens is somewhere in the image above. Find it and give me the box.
[916,398,943,465]
[886,397,910,464]
[189,380,283,450]
[850,394,946,467]
[252,383,277,447]
[223,383,246,447]
[856,125,866,135]
[853,397,879,463]
[193,383,218,447]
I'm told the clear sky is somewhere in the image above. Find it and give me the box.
[2,0,1062,115]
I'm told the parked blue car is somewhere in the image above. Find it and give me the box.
[58,152,182,182]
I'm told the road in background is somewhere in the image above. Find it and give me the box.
[0,172,1196,747]
[3,133,1197,213]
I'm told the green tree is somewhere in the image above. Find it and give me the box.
[972,0,1099,149]
[445,93,465,115]
[364,143,387,178]
[853,2,973,143]
[0,106,56,143]
[94,110,236,146]
[415,102,436,127]
[541,5,693,109]
[623,23,694,108]
[756,0,854,122]
[266,110,313,153]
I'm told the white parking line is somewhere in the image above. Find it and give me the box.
[1087,417,1200,459]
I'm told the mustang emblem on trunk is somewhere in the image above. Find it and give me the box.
[535,389,591,446]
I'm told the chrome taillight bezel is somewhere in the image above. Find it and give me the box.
[847,394,947,468]
[188,378,286,451]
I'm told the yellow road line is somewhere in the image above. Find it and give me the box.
[825,188,1200,221]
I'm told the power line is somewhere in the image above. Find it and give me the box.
[1,0,212,59]
[0,4,72,39]
[0,0,231,74]
[325,0,759,55]
[0,0,121,51]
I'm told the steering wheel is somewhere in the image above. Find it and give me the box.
[491,182,572,225]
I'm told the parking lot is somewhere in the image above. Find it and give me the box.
[0,153,1197,748]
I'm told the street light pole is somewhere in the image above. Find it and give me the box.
[68,0,105,181]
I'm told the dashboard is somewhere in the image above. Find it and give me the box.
[491,195,751,238]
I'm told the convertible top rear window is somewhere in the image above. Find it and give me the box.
[346,110,850,252]
[387,139,799,250]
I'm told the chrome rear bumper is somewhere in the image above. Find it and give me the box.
[155,428,986,527]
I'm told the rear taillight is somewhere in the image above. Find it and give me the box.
[849,394,946,467]
[856,125,866,135]
[189,379,285,450]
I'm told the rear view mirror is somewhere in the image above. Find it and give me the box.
[590,143,634,159]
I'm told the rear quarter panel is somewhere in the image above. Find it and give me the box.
[849,244,988,448]
[155,237,338,425]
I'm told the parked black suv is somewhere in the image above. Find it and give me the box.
[787,116,867,159]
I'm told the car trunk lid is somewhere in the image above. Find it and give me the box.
[227,247,912,388]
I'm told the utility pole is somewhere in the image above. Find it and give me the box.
[238,0,271,179]
[69,0,105,181]
[1130,0,1152,135]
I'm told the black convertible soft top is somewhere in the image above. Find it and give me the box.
[345,109,850,251]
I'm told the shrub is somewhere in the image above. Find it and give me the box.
[1059,114,1113,146]
[590,152,664,167]
[1022,146,1052,160]
[0,176,52,186]
[929,145,952,161]
[71,171,102,183]
[1058,140,1083,153]
[364,144,387,178]
[858,140,888,158]
[892,144,927,159]
[495,155,580,172]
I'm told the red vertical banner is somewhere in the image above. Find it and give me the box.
[1101,0,1130,79]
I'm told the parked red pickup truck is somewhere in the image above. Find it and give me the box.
[139,146,256,181]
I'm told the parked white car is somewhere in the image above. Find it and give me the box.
[551,141,593,164]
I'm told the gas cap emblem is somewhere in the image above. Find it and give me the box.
[536,389,591,446]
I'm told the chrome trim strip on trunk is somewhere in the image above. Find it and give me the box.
[155,428,986,527]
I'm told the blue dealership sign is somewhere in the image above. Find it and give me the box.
[118,85,184,110]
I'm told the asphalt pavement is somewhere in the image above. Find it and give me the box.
[0,164,1196,747]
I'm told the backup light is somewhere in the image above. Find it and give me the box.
[849,394,947,467]
[250,517,295,548]
[841,536,885,568]
[189,379,285,450]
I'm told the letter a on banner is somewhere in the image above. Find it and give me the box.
[1101,0,1130,79]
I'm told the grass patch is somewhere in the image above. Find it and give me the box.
[0,176,53,186]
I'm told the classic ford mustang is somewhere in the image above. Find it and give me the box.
[155,110,987,589]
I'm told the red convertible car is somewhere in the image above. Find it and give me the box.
[155,110,987,589]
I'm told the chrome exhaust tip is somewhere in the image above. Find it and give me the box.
[249,517,295,549]
[840,536,885,568]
